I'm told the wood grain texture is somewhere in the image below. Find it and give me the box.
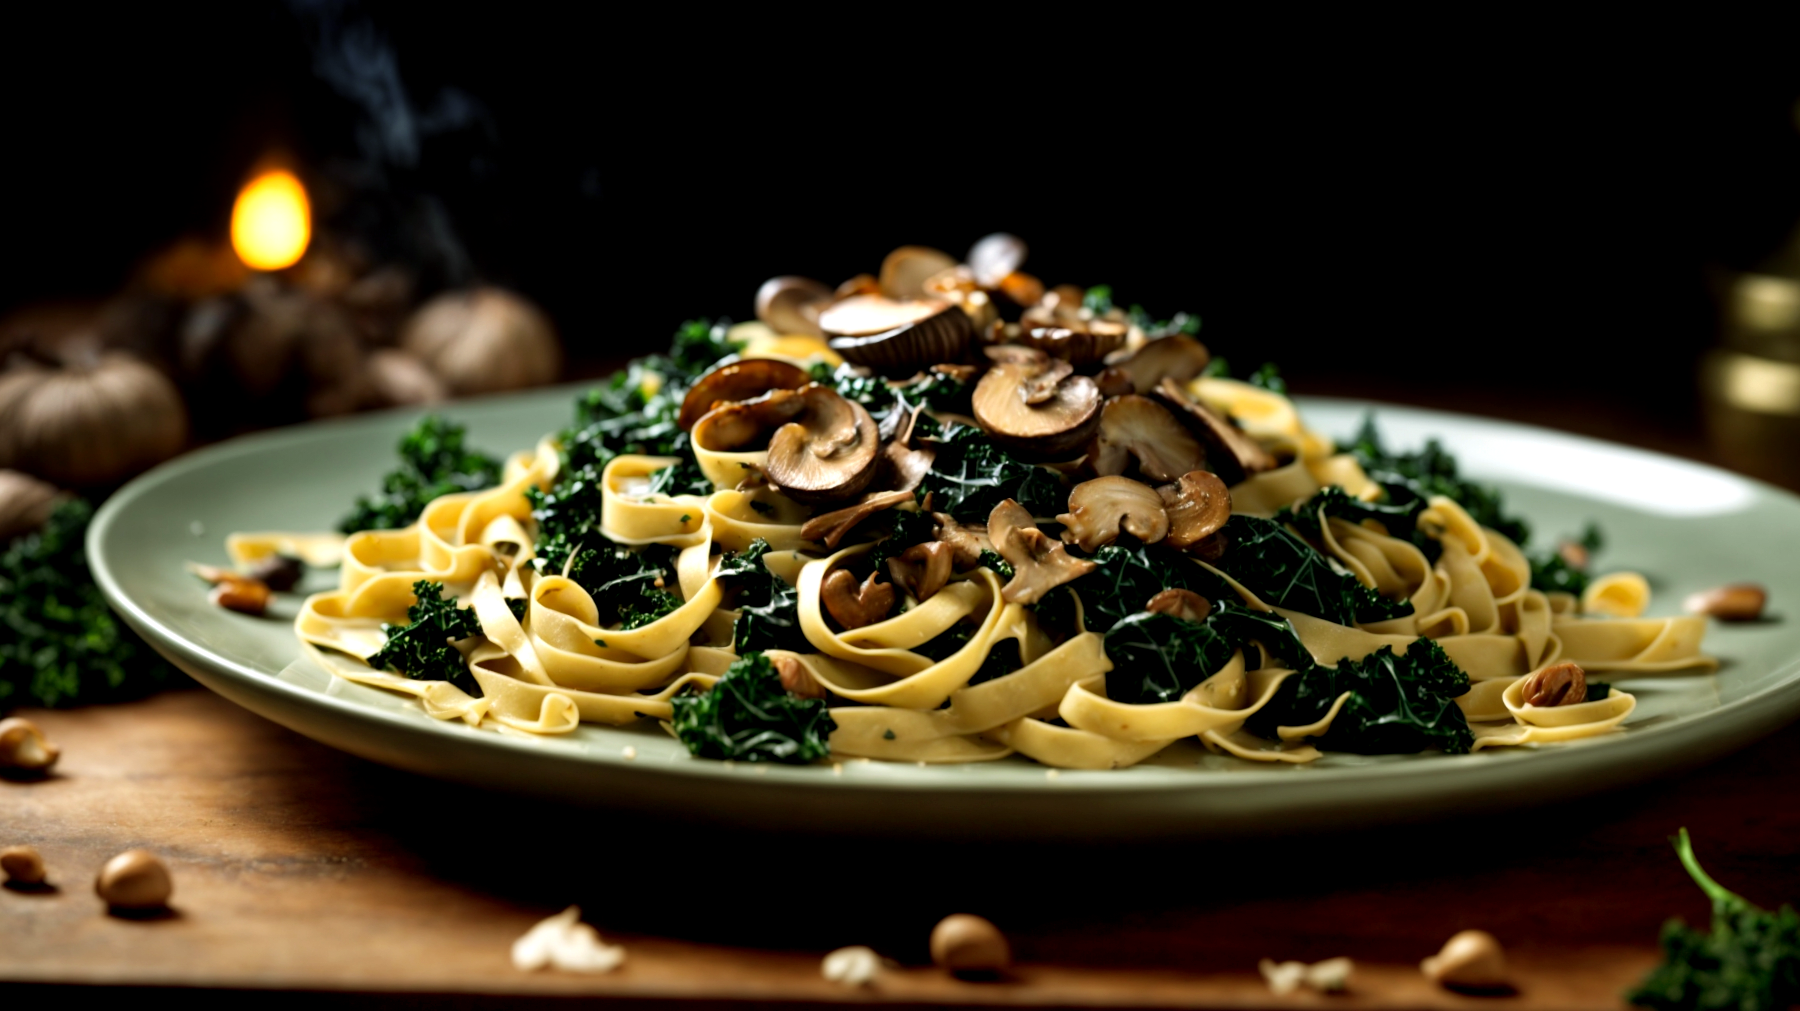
[2,688,1796,1008]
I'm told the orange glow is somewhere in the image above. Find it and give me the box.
[230,169,311,271]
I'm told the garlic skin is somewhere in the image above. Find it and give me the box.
[402,287,561,396]
[0,353,187,486]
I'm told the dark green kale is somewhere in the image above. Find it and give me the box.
[1246,362,1288,395]
[1128,304,1203,340]
[1104,601,1310,705]
[670,652,836,763]
[339,416,502,534]
[620,587,684,629]
[1,499,178,710]
[645,458,712,498]
[666,318,746,377]
[1217,514,1413,626]
[526,467,605,581]
[917,423,1066,523]
[1349,414,1532,548]
[367,580,484,695]
[1628,828,1800,1011]
[1245,637,1472,754]
[1201,357,1231,379]
[1275,484,1436,562]
[866,508,937,571]
[1529,523,1604,597]
[562,364,688,472]
[977,549,1015,580]
[816,363,970,435]
[718,539,808,653]
[1083,284,1116,315]
[575,543,681,625]
[1067,541,1228,633]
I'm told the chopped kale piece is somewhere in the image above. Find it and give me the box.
[719,539,808,653]
[1349,415,1532,548]
[1275,484,1436,563]
[1628,828,1800,1011]
[1218,514,1413,626]
[976,549,1015,580]
[1104,600,1310,705]
[339,416,502,534]
[646,458,712,498]
[1245,637,1472,755]
[526,466,606,581]
[367,580,484,695]
[917,423,1065,523]
[1071,540,1229,634]
[866,508,937,571]
[671,652,836,763]
[1529,523,1604,597]
[620,587,684,629]
[1083,284,1115,315]
[1246,362,1288,395]
[667,318,746,377]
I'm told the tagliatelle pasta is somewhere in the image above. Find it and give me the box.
[261,262,1719,771]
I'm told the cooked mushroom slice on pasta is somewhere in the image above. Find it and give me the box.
[887,541,954,602]
[972,346,1103,458]
[762,385,881,504]
[1147,587,1213,623]
[989,498,1096,605]
[800,489,917,549]
[755,276,834,338]
[1087,395,1207,483]
[1154,378,1277,483]
[879,245,958,301]
[692,387,808,452]
[1057,476,1169,552]
[820,294,975,373]
[881,406,936,492]
[931,512,995,569]
[1110,334,1211,394]
[1095,366,1134,398]
[1012,323,1126,369]
[822,569,896,630]
[1159,469,1232,549]
[678,359,813,431]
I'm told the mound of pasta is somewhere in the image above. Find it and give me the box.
[245,238,1716,768]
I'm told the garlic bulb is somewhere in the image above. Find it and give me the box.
[0,352,187,486]
[0,470,61,542]
[401,287,561,396]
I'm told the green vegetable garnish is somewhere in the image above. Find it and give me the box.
[916,423,1065,523]
[339,416,502,534]
[717,539,807,653]
[670,652,835,763]
[1629,829,1800,1011]
[367,580,483,695]
[1245,637,1473,755]
[1218,513,1413,626]
[1349,414,1531,548]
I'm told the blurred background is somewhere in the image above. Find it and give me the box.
[6,3,1800,495]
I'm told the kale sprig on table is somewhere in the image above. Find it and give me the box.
[339,416,503,534]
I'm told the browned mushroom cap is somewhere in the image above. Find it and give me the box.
[819,295,975,374]
[1147,588,1212,623]
[800,490,916,549]
[887,540,954,602]
[761,385,881,504]
[1112,335,1211,394]
[967,233,1027,288]
[1095,367,1134,399]
[692,387,809,452]
[1088,395,1207,483]
[930,512,994,569]
[823,569,896,630]
[1015,324,1126,369]
[880,245,958,300]
[1154,379,1277,484]
[755,276,833,337]
[989,499,1097,605]
[972,346,1103,459]
[1158,470,1232,549]
[1057,476,1170,552]
[678,359,813,431]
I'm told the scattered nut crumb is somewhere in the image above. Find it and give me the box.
[1259,957,1354,995]
[95,849,172,911]
[1,845,47,885]
[832,763,843,777]
[1045,769,1060,780]
[822,945,881,986]
[511,906,625,973]
[1422,929,1507,989]
[930,914,1010,976]
[1686,583,1767,622]
[620,746,637,760]
[0,718,60,773]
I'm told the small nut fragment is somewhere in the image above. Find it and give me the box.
[0,717,60,773]
[774,655,826,700]
[1,845,47,885]
[95,849,173,910]
[245,553,304,592]
[930,913,1010,976]
[1518,661,1587,707]
[1147,588,1212,623]
[821,945,882,987]
[1556,540,1590,571]
[822,569,895,630]
[209,576,271,615]
[1421,929,1507,990]
[1685,582,1767,622]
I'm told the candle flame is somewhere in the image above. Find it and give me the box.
[231,169,311,271]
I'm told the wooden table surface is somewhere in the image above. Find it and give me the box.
[4,685,1797,1009]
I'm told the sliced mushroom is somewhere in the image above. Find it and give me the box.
[678,359,813,431]
[879,245,958,301]
[755,276,833,337]
[1088,395,1207,482]
[800,490,916,549]
[996,271,1045,307]
[1095,367,1134,399]
[819,295,975,374]
[1155,379,1277,484]
[887,541,955,602]
[1015,324,1126,369]
[1158,470,1232,549]
[1147,588,1212,623]
[836,274,880,299]
[931,512,995,569]
[1111,335,1211,393]
[1057,476,1169,552]
[967,233,1027,288]
[923,266,999,332]
[692,387,809,452]
[972,346,1103,459]
[822,569,896,630]
[989,499,1097,605]
[763,385,881,504]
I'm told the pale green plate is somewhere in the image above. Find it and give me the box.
[88,387,1800,838]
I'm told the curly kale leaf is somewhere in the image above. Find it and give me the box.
[719,539,807,653]
[816,363,970,436]
[1069,540,1230,634]
[1629,828,1800,1011]
[1245,637,1472,754]
[1104,601,1310,705]
[917,423,1065,523]
[1349,414,1532,548]
[646,458,712,498]
[1219,514,1413,626]
[526,467,606,581]
[671,652,836,763]
[620,587,684,629]
[866,508,937,571]
[1529,522,1604,597]
[1275,484,1436,562]
[1,499,178,710]
[666,317,745,377]
[1188,358,1285,393]
[562,364,688,472]
[367,580,484,695]
[339,416,502,534]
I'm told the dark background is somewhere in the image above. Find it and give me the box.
[7,4,1800,445]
